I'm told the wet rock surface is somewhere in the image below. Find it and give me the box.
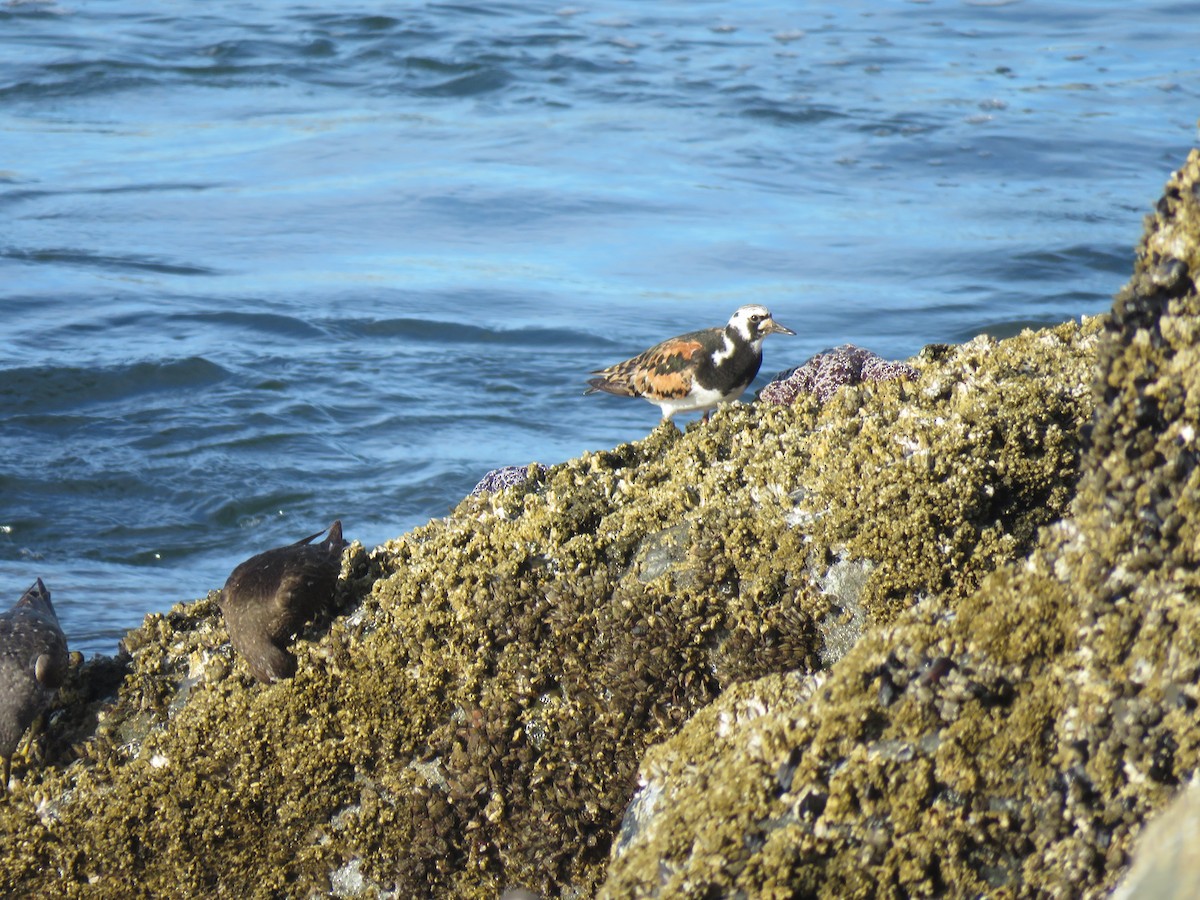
[1,149,1192,897]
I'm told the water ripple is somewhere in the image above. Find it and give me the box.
[342,316,592,347]
[174,311,331,339]
[3,247,219,276]
[1,357,231,414]
[415,66,514,97]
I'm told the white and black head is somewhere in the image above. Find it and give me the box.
[726,305,795,345]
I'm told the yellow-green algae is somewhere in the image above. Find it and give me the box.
[0,267,1099,892]
[601,149,1200,899]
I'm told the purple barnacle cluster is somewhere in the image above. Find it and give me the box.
[470,463,549,496]
[760,344,919,405]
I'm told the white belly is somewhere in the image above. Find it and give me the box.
[655,384,746,420]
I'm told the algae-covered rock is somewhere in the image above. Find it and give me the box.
[600,149,1200,898]
[0,304,1099,893]
[0,310,1095,897]
[0,173,1133,895]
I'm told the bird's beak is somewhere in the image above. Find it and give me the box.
[765,317,796,336]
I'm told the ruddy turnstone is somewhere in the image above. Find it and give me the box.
[218,521,348,684]
[586,304,795,422]
[0,578,69,788]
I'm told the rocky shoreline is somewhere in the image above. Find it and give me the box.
[2,149,1198,898]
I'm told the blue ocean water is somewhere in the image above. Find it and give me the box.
[2,0,1197,655]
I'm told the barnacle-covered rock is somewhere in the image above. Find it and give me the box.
[470,463,549,496]
[0,311,1099,895]
[600,149,1200,899]
[760,343,919,405]
[0,299,1096,897]
[8,141,1192,894]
